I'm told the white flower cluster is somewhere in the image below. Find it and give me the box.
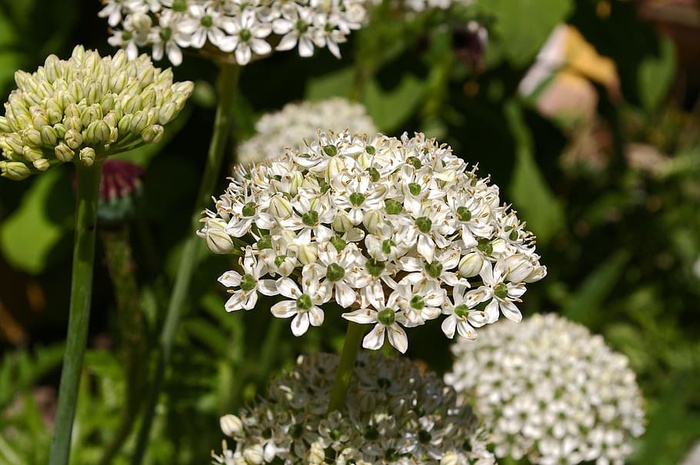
[445,313,646,465]
[238,98,377,165]
[99,0,368,66]
[0,45,193,180]
[199,130,545,352]
[213,352,495,465]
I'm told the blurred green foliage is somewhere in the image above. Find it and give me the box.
[0,0,699,464]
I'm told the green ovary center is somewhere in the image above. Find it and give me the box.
[326,263,345,282]
[494,283,508,299]
[377,308,395,325]
[240,274,257,291]
[409,295,425,310]
[296,293,313,310]
[454,304,469,318]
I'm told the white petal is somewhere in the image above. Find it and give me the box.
[500,300,522,322]
[291,312,310,336]
[441,317,457,339]
[417,235,435,263]
[258,279,279,296]
[271,300,297,318]
[387,325,408,353]
[342,308,376,324]
[218,270,242,287]
[224,291,246,312]
[277,278,301,299]
[307,307,325,327]
[456,321,477,340]
[335,282,357,308]
[362,325,385,350]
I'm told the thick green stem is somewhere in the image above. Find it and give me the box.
[132,63,240,465]
[49,162,103,465]
[327,322,365,414]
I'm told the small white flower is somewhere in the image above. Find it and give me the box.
[271,277,326,335]
[218,253,278,311]
[342,282,409,353]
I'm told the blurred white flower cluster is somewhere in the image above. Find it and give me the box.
[445,313,646,465]
[213,352,495,465]
[0,45,193,180]
[238,98,377,165]
[99,0,368,66]
[199,130,545,352]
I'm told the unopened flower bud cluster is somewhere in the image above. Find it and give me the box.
[213,353,495,465]
[199,130,545,352]
[100,0,368,66]
[238,98,377,165]
[445,313,646,465]
[0,45,193,180]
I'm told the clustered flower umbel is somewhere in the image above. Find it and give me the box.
[0,45,193,181]
[213,353,495,465]
[199,130,545,353]
[445,313,646,465]
[99,0,368,66]
[238,98,377,165]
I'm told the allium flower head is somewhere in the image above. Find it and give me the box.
[445,313,646,465]
[213,352,495,465]
[100,0,369,66]
[199,130,545,352]
[237,98,377,165]
[0,45,193,180]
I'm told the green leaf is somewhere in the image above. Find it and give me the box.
[638,36,677,112]
[563,250,630,325]
[0,169,73,274]
[305,67,354,101]
[505,101,564,244]
[363,75,425,133]
[477,0,573,67]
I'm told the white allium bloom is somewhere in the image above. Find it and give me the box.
[237,98,377,165]
[100,0,368,65]
[199,130,545,350]
[445,313,646,465]
[212,353,495,465]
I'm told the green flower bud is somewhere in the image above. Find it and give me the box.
[53,123,66,139]
[118,114,133,135]
[64,129,83,149]
[45,99,63,124]
[81,103,103,126]
[141,124,163,143]
[0,116,10,132]
[0,161,32,180]
[157,101,178,125]
[40,125,58,146]
[68,80,84,102]
[22,145,44,162]
[55,142,75,162]
[84,120,111,144]
[130,110,150,134]
[31,109,49,129]
[22,128,43,147]
[33,158,50,171]
[79,146,96,166]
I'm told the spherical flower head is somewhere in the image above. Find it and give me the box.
[0,45,193,180]
[212,352,495,465]
[199,130,546,352]
[444,313,646,465]
[100,0,370,66]
[237,98,377,165]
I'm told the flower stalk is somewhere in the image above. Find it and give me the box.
[132,62,240,465]
[327,321,365,414]
[49,162,103,465]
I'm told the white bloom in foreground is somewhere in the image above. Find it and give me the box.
[681,441,700,465]
[445,313,646,465]
[100,0,368,65]
[199,130,545,350]
[237,98,377,165]
[212,353,495,465]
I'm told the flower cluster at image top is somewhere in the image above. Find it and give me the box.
[198,130,546,352]
[213,352,495,465]
[0,45,193,180]
[99,0,369,66]
[445,313,646,465]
